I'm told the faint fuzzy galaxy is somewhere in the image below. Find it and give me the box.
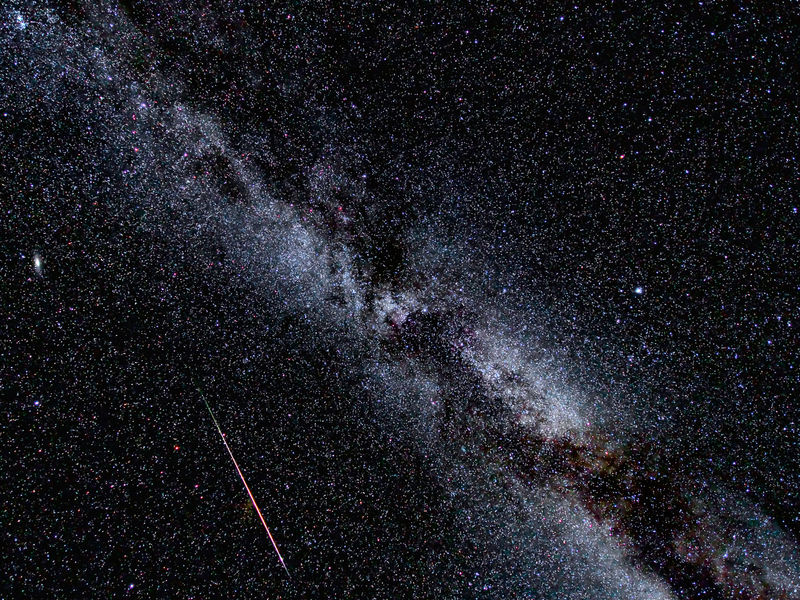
[2,2,799,598]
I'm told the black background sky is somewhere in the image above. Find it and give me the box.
[3,2,799,598]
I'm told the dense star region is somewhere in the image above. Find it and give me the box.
[2,1,799,598]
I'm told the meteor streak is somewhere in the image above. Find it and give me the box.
[201,393,291,579]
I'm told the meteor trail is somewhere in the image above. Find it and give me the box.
[201,393,291,579]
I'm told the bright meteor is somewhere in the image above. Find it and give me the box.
[201,394,291,579]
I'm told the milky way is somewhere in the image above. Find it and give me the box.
[3,2,799,598]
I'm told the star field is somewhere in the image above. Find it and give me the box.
[2,2,799,598]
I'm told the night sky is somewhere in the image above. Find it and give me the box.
[3,1,799,598]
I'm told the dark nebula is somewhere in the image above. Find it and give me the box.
[3,2,798,598]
